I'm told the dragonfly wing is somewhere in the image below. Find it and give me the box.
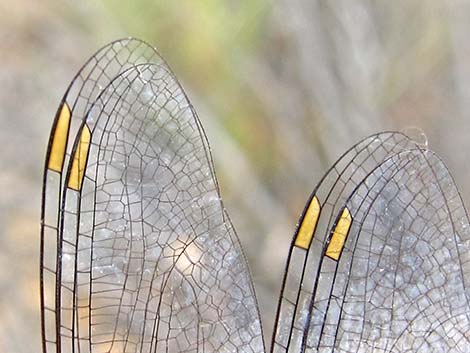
[41,38,165,353]
[312,149,470,352]
[42,47,265,352]
[274,135,470,352]
[272,132,419,352]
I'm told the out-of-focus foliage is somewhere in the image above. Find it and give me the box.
[2,0,470,352]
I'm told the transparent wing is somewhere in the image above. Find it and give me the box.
[273,133,470,352]
[271,132,418,351]
[41,41,265,353]
[41,38,165,353]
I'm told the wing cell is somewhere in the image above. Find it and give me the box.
[294,196,321,250]
[325,207,352,261]
[48,102,72,172]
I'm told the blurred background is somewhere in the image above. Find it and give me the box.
[2,0,470,351]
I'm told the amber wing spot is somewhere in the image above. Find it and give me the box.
[47,102,71,172]
[295,196,321,250]
[67,124,91,191]
[326,207,352,261]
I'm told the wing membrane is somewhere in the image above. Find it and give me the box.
[272,132,419,352]
[313,149,470,352]
[273,134,470,352]
[41,38,165,353]
[42,43,265,353]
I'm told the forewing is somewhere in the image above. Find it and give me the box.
[41,38,165,353]
[312,149,470,352]
[274,136,470,352]
[43,50,265,353]
[271,132,418,352]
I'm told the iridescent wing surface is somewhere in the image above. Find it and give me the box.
[272,132,470,352]
[41,39,265,353]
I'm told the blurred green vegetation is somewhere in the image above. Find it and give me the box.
[102,1,276,168]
